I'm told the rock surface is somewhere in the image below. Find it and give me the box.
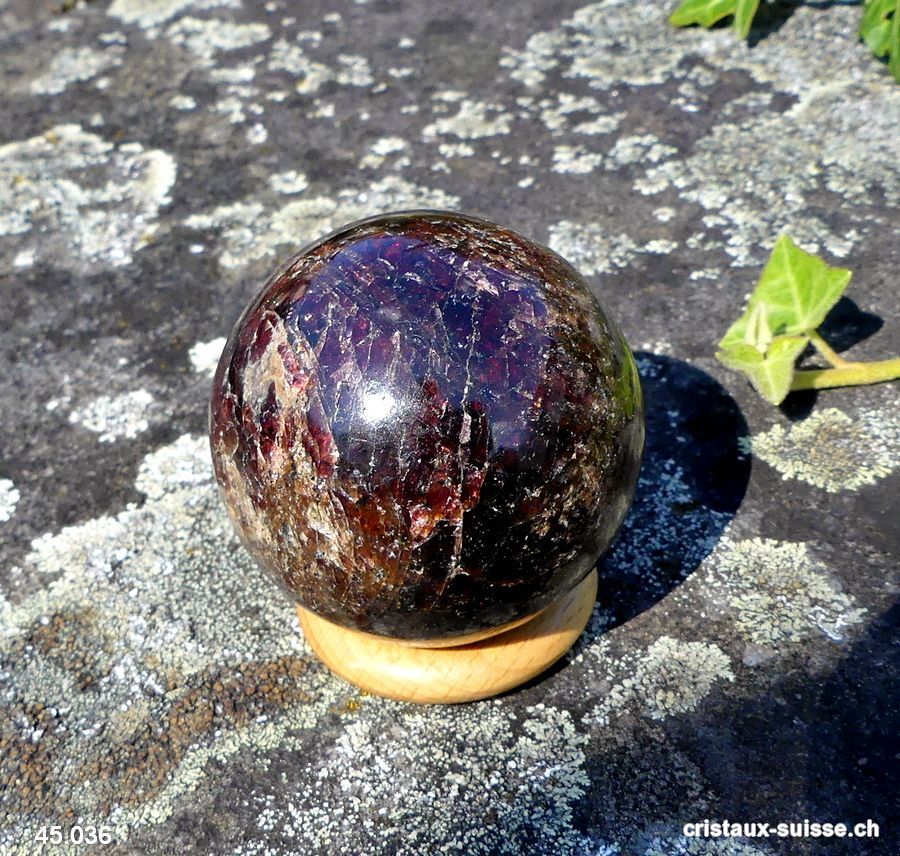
[0,1,897,854]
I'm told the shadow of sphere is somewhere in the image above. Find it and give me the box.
[593,352,751,632]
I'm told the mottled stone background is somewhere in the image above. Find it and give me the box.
[1,1,898,854]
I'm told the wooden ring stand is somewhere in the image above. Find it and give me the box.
[297,568,597,704]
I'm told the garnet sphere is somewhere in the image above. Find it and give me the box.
[210,212,644,641]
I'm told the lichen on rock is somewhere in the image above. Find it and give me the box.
[0,479,19,523]
[704,538,865,647]
[0,434,343,845]
[742,406,900,492]
[0,125,176,271]
[0,0,895,850]
[28,46,122,95]
[584,636,734,726]
[239,701,600,856]
[67,389,156,443]
[183,177,460,269]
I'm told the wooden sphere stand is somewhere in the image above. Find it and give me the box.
[296,568,597,704]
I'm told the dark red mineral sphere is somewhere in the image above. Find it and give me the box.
[210,211,643,640]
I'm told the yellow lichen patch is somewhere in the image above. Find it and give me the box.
[706,538,865,648]
[742,406,900,492]
[585,636,734,726]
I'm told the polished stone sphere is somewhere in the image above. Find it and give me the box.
[210,211,644,641]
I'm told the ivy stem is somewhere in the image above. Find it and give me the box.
[791,357,900,392]
[807,330,853,368]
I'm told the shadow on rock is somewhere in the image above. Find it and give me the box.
[571,608,897,855]
[818,296,883,354]
[635,603,899,856]
[591,352,751,636]
[800,602,898,852]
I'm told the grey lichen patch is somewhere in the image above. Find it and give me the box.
[169,93,197,110]
[2,434,295,668]
[549,221,637,273]
[422,97,512,141]
[208,63,259,84]
[239,701,600,856]
[742,406,900,492]
[267,38,373,94]
[438,141,475,159]
[0,434,346,846]
[102,4,283,145]
[551,144,604,175]
[67,389,155,443]
[635,87,897,265]
[0,479,19,523]
[498,3,895,266]
[107,0,241,31]
[0,125,176,272]
[245,123,268,145]
[551,131,677,175]
[27,46,122,95]
[267,39,330,94]
[585,636,734,726]
[535,93,623,136]
[606,134,677,169]
[358,136,409,169]
[212,94,251,124]
[165,16,271,64]
[184,177,459,269]
[500,2,677,88]
[704,538,865,647]
[501,2,887,95]
[267,169,309,195]
[500,0,720,90]
[715,4,893,94]
[188,338,226,378]
[334,53,374,87]
[548,221,676,276]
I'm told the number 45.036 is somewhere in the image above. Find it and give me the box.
[33,825,113,845]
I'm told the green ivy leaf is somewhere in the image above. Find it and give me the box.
[744,301,774,351]
[669,0,739,30]
[860,0,900,82]
[672,0,898,81]
[733,0,762,38]
[719,235,852,351]
[716,336,809,404]
[669,0,760,37]
[861,0,892,53]
[715,236,900,405]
